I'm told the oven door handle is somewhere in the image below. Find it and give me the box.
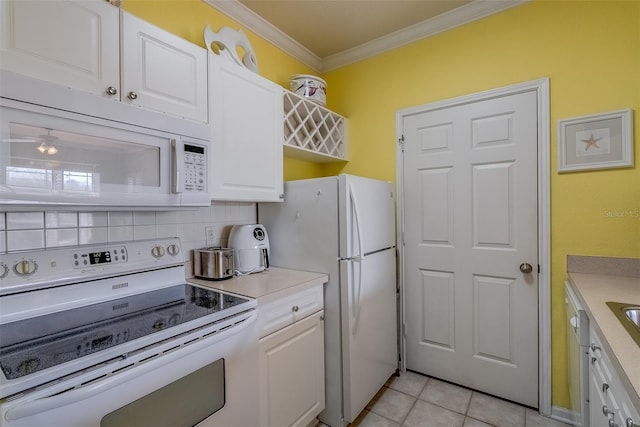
[4,312,257,422]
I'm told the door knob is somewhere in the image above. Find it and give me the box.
[520,263,533,274]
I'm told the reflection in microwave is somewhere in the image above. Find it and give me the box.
[6,166,98,192]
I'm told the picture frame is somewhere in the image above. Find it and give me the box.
[557,108,633,172]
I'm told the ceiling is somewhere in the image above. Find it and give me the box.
[237,0,472,59]
[207,0,527,72]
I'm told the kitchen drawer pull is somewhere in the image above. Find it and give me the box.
[610,419,622,427]
[603,405,615,417]
[591,343,601,352]
[627,418,639,427]
[128,91,138,100]
[106,86,118,96]
[602,383,610,393]
[292,305,299,312]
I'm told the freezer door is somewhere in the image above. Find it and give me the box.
[338,175,395,259]
[340,248,397,423]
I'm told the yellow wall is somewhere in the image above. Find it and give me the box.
[125,0,640,408]
[324,0,640,408]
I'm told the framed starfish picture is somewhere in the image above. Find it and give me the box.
[557,108,633,172]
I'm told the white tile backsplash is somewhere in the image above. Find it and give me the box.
[6,212,44,230]
[79,227,108,245]
[176,209,196,224]
[46,229,79,247]
[133,212,156,225]
[108,211,134,226]
[134,225,156,240]
[156,223,178,239]
[45,212,78,228]
[79,212,108,227]
[108,226,135,242]
[0,202,257,255]
[155,211,177,225]
[7,230,45,251]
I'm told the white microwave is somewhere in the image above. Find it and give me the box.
[0,99,209,209]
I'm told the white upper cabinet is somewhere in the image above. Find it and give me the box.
[120,12,207,122]
[0,0,119,96]
[208,53,284,202]
[0,0,207,123]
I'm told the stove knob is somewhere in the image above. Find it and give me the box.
[151,246,165,258]
[0,263,8,279]
[167,244,180,256]
[13,260,38,276]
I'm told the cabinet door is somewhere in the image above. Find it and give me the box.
[0,0,119,98]
[208,53,284,202]
[120,11,208,123]
[259,311,324,427]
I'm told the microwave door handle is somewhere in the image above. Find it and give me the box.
[171,139,183,194]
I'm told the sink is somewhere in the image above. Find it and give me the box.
[607,302,640,347]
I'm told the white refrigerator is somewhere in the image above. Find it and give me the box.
[259,174,398,427]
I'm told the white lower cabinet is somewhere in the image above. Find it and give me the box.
[589,328,640,427]
[258,286,325,427]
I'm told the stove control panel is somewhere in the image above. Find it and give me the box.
[73,246,128,269]
[0,238,184,296]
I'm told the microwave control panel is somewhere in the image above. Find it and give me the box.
[182,143,207,193]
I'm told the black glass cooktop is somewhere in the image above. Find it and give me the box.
[0,284,250,380]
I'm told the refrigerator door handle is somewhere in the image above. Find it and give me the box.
[349,183,364,335]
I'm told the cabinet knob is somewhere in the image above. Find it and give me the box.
[292,305,299,312]
[591,343,601,352]
[603,383,610,393]
[106,86,118,96]
[610,420,622,427]
[127,91,138,100]
[626,418,639,427]
[603,405,615,417]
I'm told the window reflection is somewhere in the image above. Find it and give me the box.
[3,122,160,191]
[6,167,98,192]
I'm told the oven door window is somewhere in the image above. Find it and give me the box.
[101,358,225,427]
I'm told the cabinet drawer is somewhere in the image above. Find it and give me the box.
[258,285,323,338]
[589,328,640,427]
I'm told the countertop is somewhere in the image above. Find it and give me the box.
[188,267,328,304]
[567,271,640,408]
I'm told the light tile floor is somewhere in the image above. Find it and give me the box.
[348,371,570,427]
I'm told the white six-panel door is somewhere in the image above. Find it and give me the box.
[401,90,539,407]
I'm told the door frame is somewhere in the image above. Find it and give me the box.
[395,78,551,415]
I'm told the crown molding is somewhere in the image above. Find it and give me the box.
[323,0,529,71]
[204,0,529,74]
[204,0,323,72]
